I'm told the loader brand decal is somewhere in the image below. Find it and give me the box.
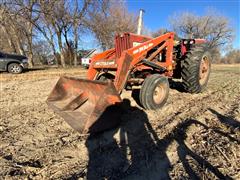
[133,42,142,47]
[95,61,115,66]
[133,43,154,54]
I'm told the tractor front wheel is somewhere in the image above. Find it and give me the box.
[140,74,169,110]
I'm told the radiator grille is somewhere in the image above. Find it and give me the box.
[115,34,131,58]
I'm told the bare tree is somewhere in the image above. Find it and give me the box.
[33,15,58,65]
[38,0,71,67]
[0,0,40,67]
[151,28,169,38]
[85,1,137,49]
[0,24,17,53]
[169,10,234,49]
[16,0,40,67]
[71,0,92,66]
[0,0,139,67]
[32,40,52,65]
[0,3,23,54]
[221,49,240,64]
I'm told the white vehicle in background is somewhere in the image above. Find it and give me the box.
[81,49,98,68]
[81,57,91,69]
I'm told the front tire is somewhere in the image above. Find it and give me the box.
[181,46,211,93]
[140,74,169,110]
[8,63,23,74]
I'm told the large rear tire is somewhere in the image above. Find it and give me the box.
[181,46,211,93]
[140,74,169,110]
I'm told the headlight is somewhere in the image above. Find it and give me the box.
[22,59,28,63]
[189,40,194,44]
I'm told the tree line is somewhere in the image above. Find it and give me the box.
[153,10,237,64]
[0,1,238,66]
[0,0,137,67]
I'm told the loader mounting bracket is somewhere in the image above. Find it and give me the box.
[142,59,166,72]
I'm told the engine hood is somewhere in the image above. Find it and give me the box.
[4,53,27,61]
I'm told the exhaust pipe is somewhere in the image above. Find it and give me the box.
[137,9,145,35]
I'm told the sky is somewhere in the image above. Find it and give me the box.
[127,0,240,49]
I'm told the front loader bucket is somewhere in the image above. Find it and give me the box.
[47,76,122,134]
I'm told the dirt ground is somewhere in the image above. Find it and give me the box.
[0,65,239,179]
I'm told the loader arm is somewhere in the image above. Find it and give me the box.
[128,32,174,67]
[114,32,175,92]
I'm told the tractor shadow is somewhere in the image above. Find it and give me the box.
[84,99,171,179]
[131,89,143,107]
[208,108,240,130]
[172,119,232,179]
[168,79,186,92]
[67,102,234,179]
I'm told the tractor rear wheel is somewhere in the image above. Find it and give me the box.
[140,74,169,110]
[181,46,211,93]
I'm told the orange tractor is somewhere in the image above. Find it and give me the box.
[47,32,211,133]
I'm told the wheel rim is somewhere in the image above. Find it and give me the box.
[10,65,21,73]
[153,84,166,104]
[199,55,210,85]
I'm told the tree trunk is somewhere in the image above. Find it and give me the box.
[11,26,25,55]
[74,24,78,66]
[53,53,59,66]
[15,38,25,55]
[27,40,34,67]
[51,43,58,66]
[69,49,73,66]
[28,26,34,67]
[60,53,65,67]
[48,29,58,66]
[63,30,72,66]
[2,26,17,53]
[27,1,35,68]
[28,52,33,67]
[57,32,66,67]
[73,48,78,66]
[36,24,58,66]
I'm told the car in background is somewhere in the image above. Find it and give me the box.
[0,51,28,74]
